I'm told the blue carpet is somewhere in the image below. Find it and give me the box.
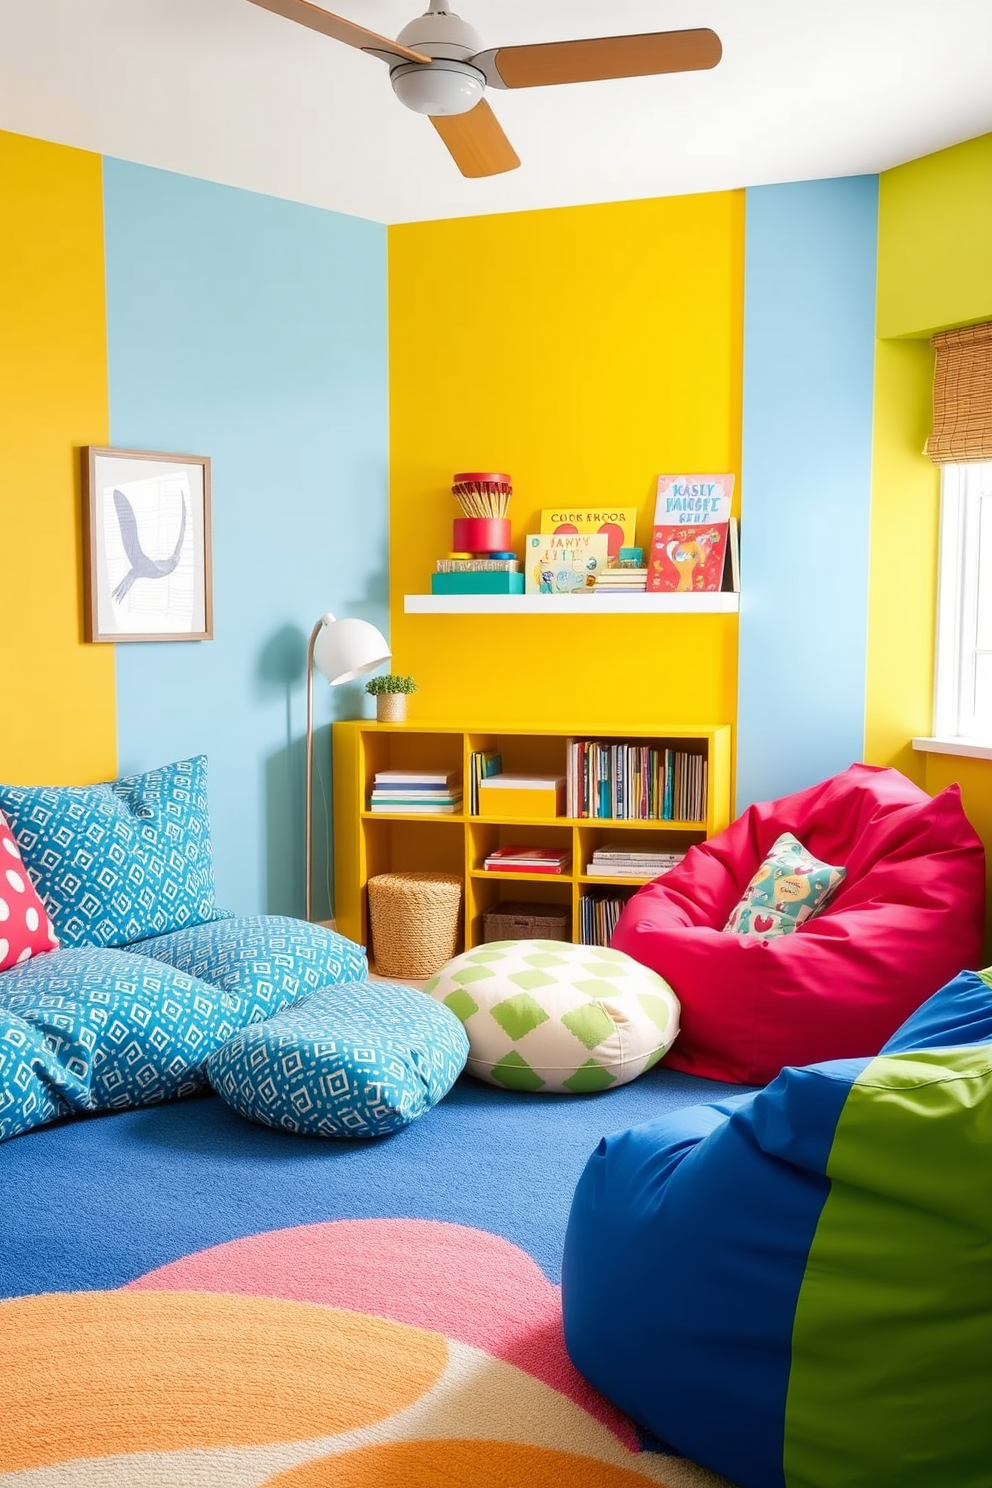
[0,1066,748,1297]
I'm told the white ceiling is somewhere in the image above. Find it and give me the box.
[1,0,990,224]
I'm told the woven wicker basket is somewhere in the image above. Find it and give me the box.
[368,870,463,978]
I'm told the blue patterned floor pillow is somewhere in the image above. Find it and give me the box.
[0,947,241,1112]
[206,979,469,1138]
[136,915,368,1025]
[0,756,227,949]
[0,1007,89,1141]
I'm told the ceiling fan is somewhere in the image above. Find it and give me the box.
[245,0,722,178]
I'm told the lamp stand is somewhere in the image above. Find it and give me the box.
[303,608,391,924]
[304,615,324,923]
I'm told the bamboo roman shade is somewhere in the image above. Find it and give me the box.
[927,321,992,463]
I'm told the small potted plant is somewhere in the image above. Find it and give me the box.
[366,672,418,723]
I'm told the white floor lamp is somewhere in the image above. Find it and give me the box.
[306,610,390,922]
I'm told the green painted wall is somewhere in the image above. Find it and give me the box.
[877,132,992,339]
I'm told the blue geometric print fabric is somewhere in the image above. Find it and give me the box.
[137,915,369,1024]
[0,756,225,949]
[206,979,469,1138]
[0,1007,85,1141]
[0,946,241,1118]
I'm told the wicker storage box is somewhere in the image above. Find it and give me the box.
[368,870,463,978]
[482,900,571,943]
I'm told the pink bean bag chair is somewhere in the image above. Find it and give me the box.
[611,764,986,1084]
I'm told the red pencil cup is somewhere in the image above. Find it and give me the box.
[452,517,511,553]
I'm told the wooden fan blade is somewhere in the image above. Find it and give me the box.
[430,102,521,179]
[245,0,431,65]
[475,28,722,89]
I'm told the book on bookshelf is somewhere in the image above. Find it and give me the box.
[524,533,609,595]
[567,740,707,821]
[483,845,571,874]
[374,770,459,786]
[436,558,519,572]
[592,568,648,593]
[369,799,462,814]
[646,474,734,594]
[370,791,463,805]
[538,507,638,563]
[591,841,686,862]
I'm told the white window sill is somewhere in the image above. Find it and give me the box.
[912,736,992,762]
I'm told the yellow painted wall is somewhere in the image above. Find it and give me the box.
[876,132,992,339]
[867,130,992,952]
[388,192,743,732]
[0,131,115,784]
[863,336,937,784]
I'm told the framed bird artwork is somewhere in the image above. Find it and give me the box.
[81,447,213,642]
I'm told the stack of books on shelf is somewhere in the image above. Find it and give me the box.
[483,844,571,875]
[566,740,708,821]
[591,567,648,594]
[586,843,686,879]
[524,507,638,596]
[369,769,462,814]
[468,750,502,813]
[579,890,631,947]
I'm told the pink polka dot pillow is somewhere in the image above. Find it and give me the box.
[0,810,59,971]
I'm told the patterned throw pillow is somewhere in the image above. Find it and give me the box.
[0,810,59,971]
[206,980,468,1138]
[425,940,680,1094]
[135,915,369,1024]
[0,945,242,1111]
[724,831,847,938]
[0,1007,86,1142]
[0,756,224,949]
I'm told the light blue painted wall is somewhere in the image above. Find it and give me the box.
[104,160,388,921]
[737,176,878,812]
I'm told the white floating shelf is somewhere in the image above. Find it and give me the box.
[404,593,740,615]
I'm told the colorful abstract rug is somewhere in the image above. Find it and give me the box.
[0,1068,745,1486]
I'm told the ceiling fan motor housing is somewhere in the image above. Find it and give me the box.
[390,6,486,116]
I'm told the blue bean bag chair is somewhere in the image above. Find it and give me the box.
[561,968,992,1488]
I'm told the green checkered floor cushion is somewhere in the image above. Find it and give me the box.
[425,939,680,1094]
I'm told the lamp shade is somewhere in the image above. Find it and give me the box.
[312,612,390,687]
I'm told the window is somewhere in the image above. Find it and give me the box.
[933,462,992,742]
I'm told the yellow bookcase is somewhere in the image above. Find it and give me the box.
[332,721,732,955]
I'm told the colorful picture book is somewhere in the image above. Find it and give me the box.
[525,533,609,594]
[483,844,571,875]
[647,473,735,594]
[539,507,638,562]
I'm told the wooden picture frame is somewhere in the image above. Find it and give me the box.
[82,446,213,643]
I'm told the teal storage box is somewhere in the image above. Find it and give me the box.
[431,572,525,595]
